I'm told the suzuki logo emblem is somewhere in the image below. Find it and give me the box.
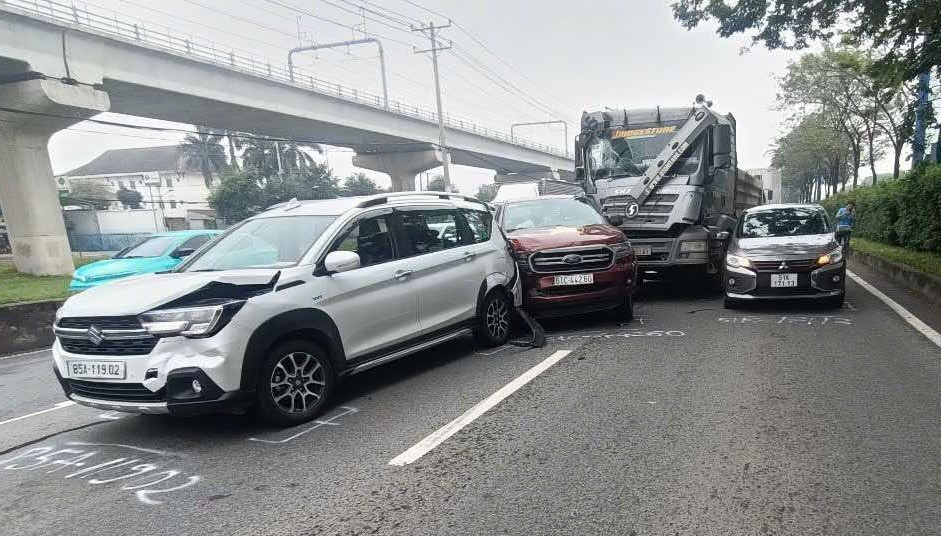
[86,325,105,346]
[778,261,789,270]
[562,254,583,265]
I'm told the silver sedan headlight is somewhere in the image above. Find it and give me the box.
[817,247,844,266]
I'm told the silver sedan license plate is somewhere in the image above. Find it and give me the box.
[553,273,593,286]
[634,245,652,256]
[770,273,798,288]
[68,360,126,379]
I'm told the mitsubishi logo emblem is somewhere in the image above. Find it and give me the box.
[86,325,105,346]
[778,261,789,270]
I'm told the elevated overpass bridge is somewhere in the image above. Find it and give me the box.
[0,0,572,275]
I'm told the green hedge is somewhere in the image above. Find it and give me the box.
[821,164,941,253]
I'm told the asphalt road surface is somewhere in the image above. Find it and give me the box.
[1,268,940,535]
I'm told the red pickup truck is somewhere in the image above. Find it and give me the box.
[493,195,639,320]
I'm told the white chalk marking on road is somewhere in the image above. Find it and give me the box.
[848,269,941,349]
[388,349,573,466]
[97,411,123,421]
[65,442,170,456]
[248,406,358,444]
[0,401,76,426]
[476,344,511,356]
[0,347,51,361]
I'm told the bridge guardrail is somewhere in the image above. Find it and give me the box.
[1,0,568,158]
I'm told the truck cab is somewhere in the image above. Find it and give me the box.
[575,100,761,280]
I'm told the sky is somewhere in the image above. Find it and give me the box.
[48,0,810,194]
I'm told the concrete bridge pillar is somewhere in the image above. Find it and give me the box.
[0,79,110,275]
[353,149,443,192]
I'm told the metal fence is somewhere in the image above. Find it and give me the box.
[68,233,149,253]
[1,0,568,158]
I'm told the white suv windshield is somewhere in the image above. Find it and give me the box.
[182,215,336,271]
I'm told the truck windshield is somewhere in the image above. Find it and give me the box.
[503,198,604,233]
[588,131,701,178]
[739,208,831,238]
[181,215,336,271]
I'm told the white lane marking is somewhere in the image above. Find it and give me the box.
[0,347,51,361]
[64,442,170,456]
[388,349,572,466]
[248,406,358,445]
[0,401,76,426]
[848,269,941,349]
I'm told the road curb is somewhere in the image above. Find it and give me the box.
[850,249,941,306]
[0,299,62,357]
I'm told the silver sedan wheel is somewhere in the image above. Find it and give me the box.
[270,351,326,414]
[486,297,510,340]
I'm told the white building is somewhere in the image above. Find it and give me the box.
[58,145,217,230]
[746,167,784,204]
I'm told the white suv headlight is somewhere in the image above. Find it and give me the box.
[139,301,241,337]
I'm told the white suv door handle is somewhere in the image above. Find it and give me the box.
[463,251,477,261]
[394,270,413,280]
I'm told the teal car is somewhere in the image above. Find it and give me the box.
[70,230,221,291]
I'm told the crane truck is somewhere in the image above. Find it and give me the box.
[574,96,762,283]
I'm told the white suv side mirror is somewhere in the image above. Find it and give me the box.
[324,250,361,274]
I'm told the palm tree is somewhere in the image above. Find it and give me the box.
[181,128,227,188]
[225,131,243,171]
[241,137,324,177]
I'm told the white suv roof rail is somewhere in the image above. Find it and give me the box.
[355,191,489,209]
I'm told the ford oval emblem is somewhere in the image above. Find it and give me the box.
[562,254,583,265]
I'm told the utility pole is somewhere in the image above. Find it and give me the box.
[413,21,453,190]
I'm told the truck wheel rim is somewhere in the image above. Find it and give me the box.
[270,352,325,414]
[486,298,509,339]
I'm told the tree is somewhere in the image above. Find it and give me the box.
[209,164,341,224]
[341,173,383,196]
[181,127,228,188]
[68,180,114,210]
[240,138,323,177]
[116,187,143,209]
[771,114,853,202]
[207,169,267,223]
[778,47,918,181]
[427,174,448,192]
[671,0,941,82]
[274,163,340,201]
[225,131,243,171]
[475,183,498,203]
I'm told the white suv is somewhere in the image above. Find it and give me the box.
[52,193,520,425]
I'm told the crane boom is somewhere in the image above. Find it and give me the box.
[617,105,719,217]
